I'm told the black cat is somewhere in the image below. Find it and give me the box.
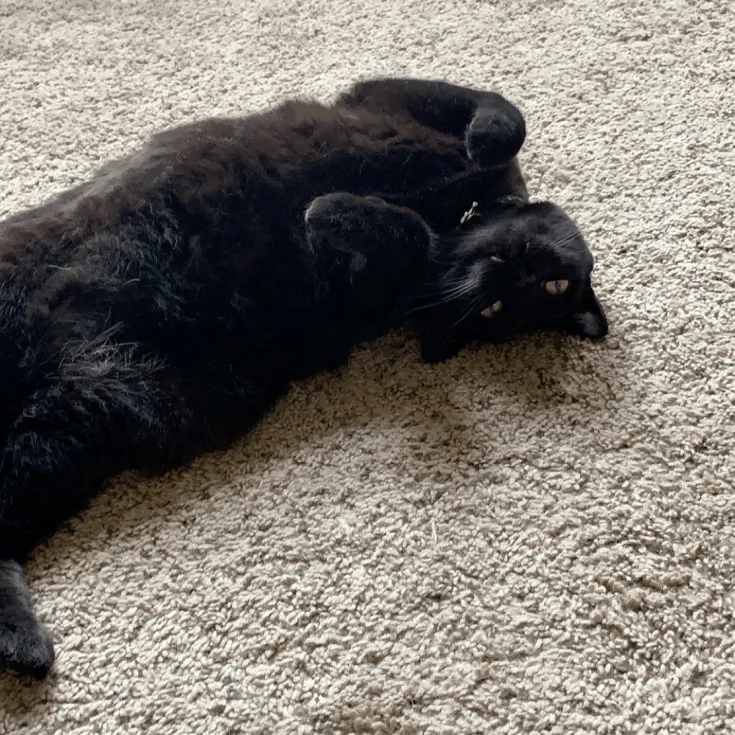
[0,78,607,678]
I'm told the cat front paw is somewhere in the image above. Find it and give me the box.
[0,613,55,679]
[466,106,526,168]
[305,193,429,258]
[305,193,373,254]
[305,192,366,230]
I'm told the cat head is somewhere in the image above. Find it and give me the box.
[414,197,608,362]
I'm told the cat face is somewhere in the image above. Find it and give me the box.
[415,198,608,360]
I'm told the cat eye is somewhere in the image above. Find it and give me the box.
[480,300,503,319]
[543,279,569,296]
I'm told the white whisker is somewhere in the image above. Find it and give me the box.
[449,294,483,330]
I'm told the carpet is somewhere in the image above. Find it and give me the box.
[1,0,734,733]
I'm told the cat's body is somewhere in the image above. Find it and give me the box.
[0,79,606,678]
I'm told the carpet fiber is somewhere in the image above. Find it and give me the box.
[1,1,734,733]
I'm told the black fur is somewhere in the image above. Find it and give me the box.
[0,78,606,678]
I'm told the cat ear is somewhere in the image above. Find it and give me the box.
[563,283,608,339]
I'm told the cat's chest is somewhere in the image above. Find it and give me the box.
[295,143,469,201]
[282,110,469,199]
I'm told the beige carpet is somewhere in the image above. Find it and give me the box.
[1,0,734,732]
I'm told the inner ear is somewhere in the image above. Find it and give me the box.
[562,283,608,339]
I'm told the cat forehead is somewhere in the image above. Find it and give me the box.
[457,218,594,276]
[515,204,580,238]
[492,203,594,272]
[529,237,594,275]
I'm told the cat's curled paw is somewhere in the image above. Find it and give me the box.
[466,105,526,168]
[305,193,430,257]
[305,193,371,236]
[305,193,376,255]
[0,614,55,679]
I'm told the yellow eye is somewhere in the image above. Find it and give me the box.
[480,300,503,318]
[544,279,569,296]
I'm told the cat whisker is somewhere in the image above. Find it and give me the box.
[406,280,481,314]
[553,230,579,248]
[419,276,472,294]
[439,280,479,299]
[407,293,472,314]
[448,294,483,330]
[415,274,479,300]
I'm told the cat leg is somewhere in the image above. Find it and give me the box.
[0,341,193,678]
[305,192,432,259]
[338,78,526,167]
[305,193,434,317]
[0,560,54,679]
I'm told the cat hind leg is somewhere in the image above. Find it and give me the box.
[0,560,54,679]
[0,339,191,678]
[465,103,526,168]
[339,78,526,167]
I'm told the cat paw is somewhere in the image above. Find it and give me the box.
[305,193,427,256]
[466,106,526,168]
[0,614,55,679]
[305,193,365,254]
[304,192,368,241]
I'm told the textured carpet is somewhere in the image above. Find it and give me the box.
[1,0,734,733]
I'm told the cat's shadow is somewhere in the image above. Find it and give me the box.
[0,328,629,706]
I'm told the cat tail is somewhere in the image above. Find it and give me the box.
[0,559,55,678]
